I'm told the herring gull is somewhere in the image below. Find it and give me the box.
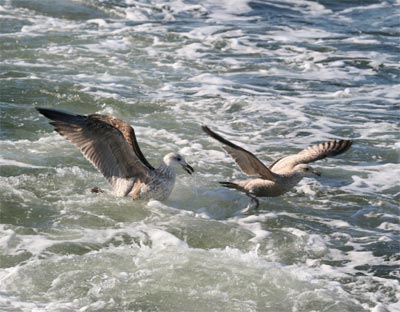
[202,126,352,212]
[37,108,194,200]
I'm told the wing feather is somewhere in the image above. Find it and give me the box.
[37,108,151,195]
[202,126,276,181]
[89,114,155,171]
[270,139,352,172]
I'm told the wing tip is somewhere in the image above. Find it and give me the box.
[36,107,86,126]
[201,125,213,136]
[335,139,353,153]
[322,139,353,157]
[201,125,238,149]
[36,106,53,117]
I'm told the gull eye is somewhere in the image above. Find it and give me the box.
[176,156,182,161]
[304,167,309,171]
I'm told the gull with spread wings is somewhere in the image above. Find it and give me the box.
[202,126,352,212]
[37,108,194,201]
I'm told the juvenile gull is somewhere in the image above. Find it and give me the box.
[37,108,194,201]
[202,126,352,212]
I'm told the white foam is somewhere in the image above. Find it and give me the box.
[325,220,351,228]
[343,163,400,194]
[342,36,380,45]
[147,227,189,249]
[0,225,55,256]
[205,0,253,22]
[0,159,46,169]
[339,1,394,14]
[377,222,400,232]
[125,7,151,21]
[176,42,206,59]
[86,18,108,27]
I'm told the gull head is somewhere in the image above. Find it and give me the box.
[294,164,321,177]
[163,152,194,175]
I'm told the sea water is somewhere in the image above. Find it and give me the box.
[0,0,399,311]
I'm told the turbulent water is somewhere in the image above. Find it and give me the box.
[1,0,399,311]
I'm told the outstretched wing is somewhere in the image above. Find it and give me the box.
[270,139,352,172]
[89,114,155,171]
[202,125,276,181]
[37,107,151,196]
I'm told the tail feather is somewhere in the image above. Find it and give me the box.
[219,181,246,192]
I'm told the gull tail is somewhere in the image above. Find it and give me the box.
[219,181,246,192]
[220,181,260,212]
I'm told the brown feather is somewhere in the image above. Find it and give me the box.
[37,107,151,196]
[202,126,277,181]
[269,139,352,172]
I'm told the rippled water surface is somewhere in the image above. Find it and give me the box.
[1,0,399,311]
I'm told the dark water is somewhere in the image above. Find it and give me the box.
[0,0,399,311]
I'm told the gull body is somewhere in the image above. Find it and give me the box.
[37,108,194,201]
[202,126,352,211]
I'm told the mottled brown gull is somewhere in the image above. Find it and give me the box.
[202,126,352,212]
[37,108,194,200]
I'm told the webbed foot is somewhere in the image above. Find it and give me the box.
[241,194,259,214]
[91,187,104,193]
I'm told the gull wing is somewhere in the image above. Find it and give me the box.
[89,114,155,171]
[37,108,152,196]
[202,126,276,181]
[270,139,352,172]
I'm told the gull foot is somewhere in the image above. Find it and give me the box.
[241,195,259,214]
[91,187,104,193]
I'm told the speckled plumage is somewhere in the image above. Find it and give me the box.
[203,126,352,211]
[130,158,177,200]
[37,108,194,200]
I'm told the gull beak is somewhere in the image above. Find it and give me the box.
[312,169,321,176]
[183,163,194,175]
